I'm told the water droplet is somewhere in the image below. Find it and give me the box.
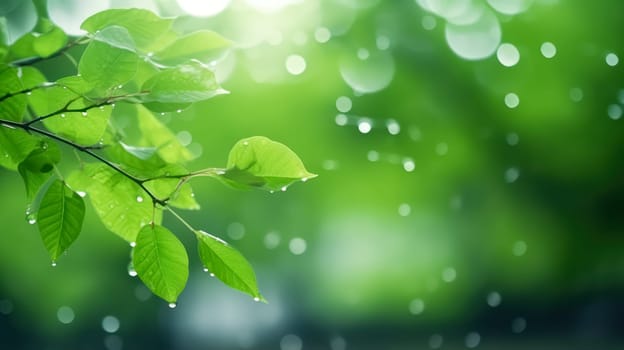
[209,273,215,277]
[511,317,527,333]
[135,196,144,203]
[445,9,501,60]
[26,91,32,96]
[243,141,249,146]
[505,167,520,183]
[51,261,57,267]
[497,43,520,67]
[398,203,411,217]
[76,191,87,197]
[336,96,352,113]
[340,50,395,94]
[57,306,74,324]
[203,267,209,272]
[168,302,177,309]
[357,119,372,134]
[289,237,307,255]
[402,158,415,172]
[147,52,154,57]
[606,52,619,67]
[127,263,137,277]
[429,334,443,349]
[301,177,309,182]
[26,212,37,224]
[442,267,457,282]
[253,297,260,302]
[285,54,306,75]
[512,240,527,256]
[314,27,331,43]
[60,113,66,118]
[102,315,120,333]
[117,84,123,89]
[176,109,182,113]
[409,298,425,315]
[505,93,520,108]
[386,119,400,135]
[540,41,557,58]
[487,291,502,307]
[81,111,88,117]
[281,186,288,192]
[335,114,348,126]
[465,332,481,348]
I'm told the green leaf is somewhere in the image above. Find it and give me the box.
[196,230,264,301]
[81,8,173,52]
[133,225,189,303]
[37,180,85,262]
[92,25,136,52]
[28,83,80,116]
[221,136,317,191]
[145,177,200,210]
[57,75,94,96]
[78,40,138,90]
[0,66,27,121]
[0,126,40,170]
[42,99,112,145]
[153,30,232,66]
[141,60,225,104]
[67,163,162,242]
[119,141,156,160]
[33,24,68,58]
[136,105,193,163]
[18,141,61,199]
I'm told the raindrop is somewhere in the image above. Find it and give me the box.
[409,298,425,315]
[130,241,136,248]
[314,27,331,43]
[465,332,481,348]
[511,317,527,333]
[127,262,137,277]
[442,267,457,282]
[505,93,520,108]
[243,141,249,146]
[147,52,154,57]
[330,336,347,350]
[386,119,401,135]
[280,334,303,350]
[398,203,411,217]
[540,42,557,58]
[301,177,309,182]
[227,222,245,240]
[77,191,87,197]
[367,150,380,162]
[357,119,372,134]
[569,88,583,102]
[26,212,37,225]
[506,132,519,146]
[281,186,288,192]
[340,50,395,94]
[81,111,87,117]
[429,334,443,349]
[357,48,370,60]
[607,104,622,120]
[60,113,66,118]
[497,43,520,67]
[403,158,415,172]
[606,52,619,66]
[209,273,215,277]
[487,291,502,307]
[136,196,144,203]
[51,261,57,267]
[435,142,448,156]
[445,9,501,60]
[376,35,390,50]
[512,240,527,256]
[57,306,74,324]
[422,15,437,30]
[101,315,120,333]
[26,91,32,96]
[505,167,520,183]
[336,96,352,113]
[335,114,348,126]
[253,297,260,302]
[289,237,307,255]
[285,55,306,75]
[168,303,177,309]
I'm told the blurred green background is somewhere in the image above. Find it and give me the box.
[1,0,624,349]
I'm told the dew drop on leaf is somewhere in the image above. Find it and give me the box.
[253,297,260,302]
[26,213,37,225]
[51,261,57,267]
[202,267,209,272]
[81,111,88,117]
[168,302,177,309]
[136,196,144,203]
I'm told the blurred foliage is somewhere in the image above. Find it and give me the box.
[1,0,624,349]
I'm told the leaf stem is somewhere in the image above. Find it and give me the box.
[165,207,195,234]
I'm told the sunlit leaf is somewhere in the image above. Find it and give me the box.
[78,40,138,90]
[136,105,193,163]
[196,230,264,301]
[221,136,317,191]
[18,141,61,199]
[153,30,232,66]
[81,8,173,52]
[67,163,162,242]
[92,25,135,52]
[41,98,112,146]
[119,141,157,160]
[0,66,27,121]
[33,24,68,58]
[37,180,85,262]
[133,224,188,303]
[141,61,224,104]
